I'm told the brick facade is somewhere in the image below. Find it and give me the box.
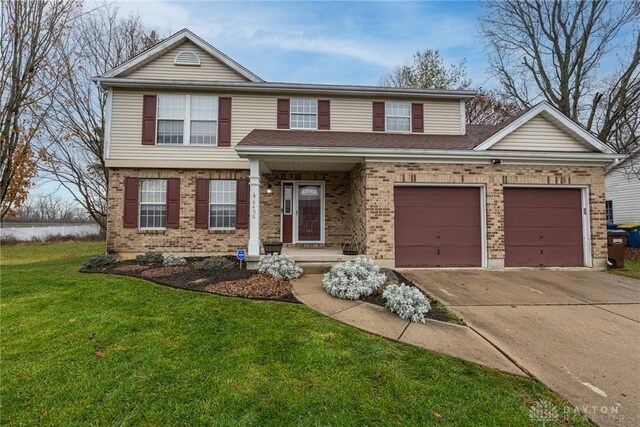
[108,164,607,269]
[361,162,607,268]
[107,168,250,255]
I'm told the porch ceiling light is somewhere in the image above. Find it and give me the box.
[266,183,273,194]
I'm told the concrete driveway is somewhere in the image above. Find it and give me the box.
[402,270,640,427]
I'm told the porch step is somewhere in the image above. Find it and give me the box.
[297,262,334,274]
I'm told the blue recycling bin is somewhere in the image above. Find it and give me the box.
[607,223,619,230]
[617,224,640,248]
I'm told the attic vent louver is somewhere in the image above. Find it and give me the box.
[174,51,201,66]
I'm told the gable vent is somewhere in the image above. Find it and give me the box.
[174,50,201,66]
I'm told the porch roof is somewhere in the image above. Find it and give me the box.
[236,127,495,151]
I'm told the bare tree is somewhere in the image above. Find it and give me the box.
[380,49,472,90]
[481,0,640,153]
[466,90,522,125]
[11,193,88,223]
[42,4,160,230]
[0,0,79,218]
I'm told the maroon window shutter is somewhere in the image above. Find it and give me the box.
[166,178,180,228]
[372,101,385,131]
[142,95,157,145]
[412,103,424,133]
[235,179,249,229]
[318,100,330,130]
[218,97,232,147]
[195,179,209,229]
[277,99,290,129]
[123,177,139,228]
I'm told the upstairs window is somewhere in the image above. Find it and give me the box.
[157,95,185,144]
[140,179,166,229]
[290,98,317,129]
[210,180,236,229]
[156,95,217,145]
[385,101,411,132]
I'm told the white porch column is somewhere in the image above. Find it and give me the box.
[248,159,261,256]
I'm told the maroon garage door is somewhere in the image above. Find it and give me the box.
[394,187,482,268]
[503,188,584,267]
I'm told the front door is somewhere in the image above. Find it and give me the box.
[297,184,322,242]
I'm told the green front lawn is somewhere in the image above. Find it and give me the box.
[608,260,640,280]
[1,242,588,426]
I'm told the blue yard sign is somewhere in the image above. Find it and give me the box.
[236,249,246,261]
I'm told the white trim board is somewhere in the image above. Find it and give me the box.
[474,102,615,154]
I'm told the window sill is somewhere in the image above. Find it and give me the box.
[138,229,166,234]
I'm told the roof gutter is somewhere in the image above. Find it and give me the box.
[235,145,622,166]
[92,77,478,100]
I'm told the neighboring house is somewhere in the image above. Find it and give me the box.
[604,150,640,224]
[95,29,619,270]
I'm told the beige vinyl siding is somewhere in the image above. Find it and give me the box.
[605,169,640,223]
[490,116,591,152]
[330,98,373,132]
[109,89,244,163]
[231,95,277,143]
[424,100,461,135]
[127,41,249,82]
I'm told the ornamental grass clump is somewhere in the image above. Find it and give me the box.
[83,254,117,269]
[135,252,164,265]
[194,256,235,272]
[257,254,303,280]
[322,257,386,300]
[162,253,187,267]
[383,283,431,323]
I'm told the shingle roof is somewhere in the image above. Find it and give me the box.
[237,123,511,151]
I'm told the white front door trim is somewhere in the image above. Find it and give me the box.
[292,181,325,244]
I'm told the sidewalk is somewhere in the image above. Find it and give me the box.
[291,274,526,377]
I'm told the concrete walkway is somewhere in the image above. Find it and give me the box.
[291,274,526,377]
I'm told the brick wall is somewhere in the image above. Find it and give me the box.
[350,164,367,252]
[107,168,249,255]
[363,163,607,266]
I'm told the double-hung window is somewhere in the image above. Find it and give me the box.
[140,179,166,229]
[385,101,411,132]
[157,94,217,145]
[209,180,236,229]
[606,200,614,223]
[290,98,317,129]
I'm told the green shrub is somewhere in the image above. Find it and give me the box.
[195,256,235,272]
[135,252,164,265]
[84,254,117,269]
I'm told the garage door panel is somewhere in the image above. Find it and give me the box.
[504,208,582,227]
[504,188,583,268]
[504,227,584,246]
[394,187,482,268]
[396,206,481,226]
[503,188,582,207]
[395,225,483,246]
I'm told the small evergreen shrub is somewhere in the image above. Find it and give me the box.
[84,254,117,269]
[195,256,235,272]
[135,251,164,265]
[257,254,303,280]
[322,257,386,300]
[162,253,187,267]
[383,283,431,323]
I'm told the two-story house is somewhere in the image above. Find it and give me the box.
[96,29,619,269]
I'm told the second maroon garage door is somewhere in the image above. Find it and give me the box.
[504,188,584,267]
[394,187,482,268]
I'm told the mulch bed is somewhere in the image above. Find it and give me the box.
[361,269,465,325]
[81,257,299,303]
[625,247,640,262]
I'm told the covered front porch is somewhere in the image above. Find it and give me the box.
[245,155,366,261]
